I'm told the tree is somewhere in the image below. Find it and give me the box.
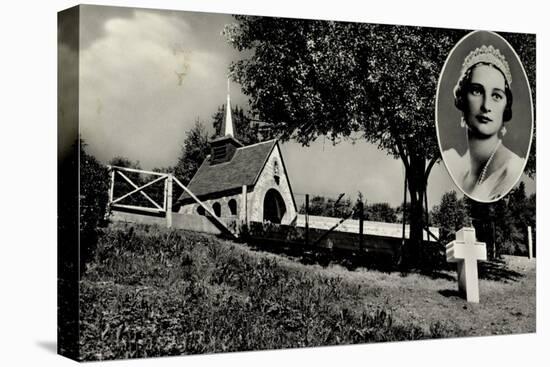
[108,156,148,207]
[494,198,523,256]
[395,202,412,225]
[506,182,535,255]
[502,33,536,178]
[430,191,470,244]
[301,195,327,216]
[326,196,353,218]
[109,156,141,170]
[80,140,110,271]
[463,182,537,259]
[298,194,353,218]
[212,104,261,146]
[152,166,174,174]
[226,17,477,267]
[351,191,367,220]
[508,182,528,227]
[367,203,398,223]
[173,119,210,185]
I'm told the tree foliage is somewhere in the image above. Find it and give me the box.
[173,119,210,185]
[225,17,536,267]
[212,104,261,146]
[428,185,536,262]
[298,195,353,218]
[298,193,398,223]
[109,156,141,171]
[367,203,398,223]
[80,140,111,271]
[352,195,398,223]
[108,156,152,207]
[226,17,467,266]
[502,32,536,178]
[430,191,470,244]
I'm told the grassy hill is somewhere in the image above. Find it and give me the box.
[79,223,536,361]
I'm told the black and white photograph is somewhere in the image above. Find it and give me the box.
[436,30,534,203]
[4,1,547,367]
[55,4,539,362]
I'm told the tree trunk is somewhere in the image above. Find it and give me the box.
[401,157,426,269]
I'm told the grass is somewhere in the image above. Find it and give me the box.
[79,223,536,361]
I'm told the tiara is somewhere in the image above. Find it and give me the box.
[461,45,512,85]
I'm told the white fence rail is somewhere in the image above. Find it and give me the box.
[107,165,236,238]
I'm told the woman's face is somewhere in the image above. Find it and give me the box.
[465,64,507,138]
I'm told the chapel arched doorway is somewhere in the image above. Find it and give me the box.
[263,188,286,224]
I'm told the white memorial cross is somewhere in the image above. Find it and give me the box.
[446,227,487,303]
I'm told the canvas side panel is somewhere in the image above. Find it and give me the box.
[57,5,80,361]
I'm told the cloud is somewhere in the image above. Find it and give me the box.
[79,9,244,169]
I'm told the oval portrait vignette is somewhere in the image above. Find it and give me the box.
[435,30,534,203]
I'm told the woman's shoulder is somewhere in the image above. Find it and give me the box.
[443,148,468,172]
[488,146,526,200]
[499,145,525,173]
[442,148,470,189]
[507,149,524,171]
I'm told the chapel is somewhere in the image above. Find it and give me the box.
[175,88,297,227]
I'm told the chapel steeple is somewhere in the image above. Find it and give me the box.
[223,78,234,137]
[209,78,243,165]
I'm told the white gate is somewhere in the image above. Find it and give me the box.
[107,165,236,238]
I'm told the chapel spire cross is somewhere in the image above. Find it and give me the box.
[224,77,234,137]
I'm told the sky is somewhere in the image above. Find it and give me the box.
[72,4,535,209]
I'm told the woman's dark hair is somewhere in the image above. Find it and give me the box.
[454,62,513,122]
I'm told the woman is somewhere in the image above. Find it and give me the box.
[443,45,523,202]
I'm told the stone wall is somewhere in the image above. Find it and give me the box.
[111,211,223,235]
[179,192,241,219]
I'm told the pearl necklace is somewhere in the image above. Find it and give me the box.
[477,139,502,185]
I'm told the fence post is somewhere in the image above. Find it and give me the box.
[304,194,309,246]
[109,167,115,205]
[166,175,173,228]
[305,194,309,247]
[163,176,168,212]
[358,201,364,252]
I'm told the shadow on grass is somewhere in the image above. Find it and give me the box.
[438,289,463,300]
[246,238,400,274]
[419,270,456,282]
[244,238,525,283]
[478,258,523,282]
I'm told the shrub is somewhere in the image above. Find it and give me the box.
[80,141,111,273]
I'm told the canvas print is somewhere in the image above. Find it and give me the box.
[58,4,536,362]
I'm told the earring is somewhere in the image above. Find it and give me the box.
[460,117,466,128]
[501,126,507,136]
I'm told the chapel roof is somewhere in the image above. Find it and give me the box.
[176,139,278,203]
